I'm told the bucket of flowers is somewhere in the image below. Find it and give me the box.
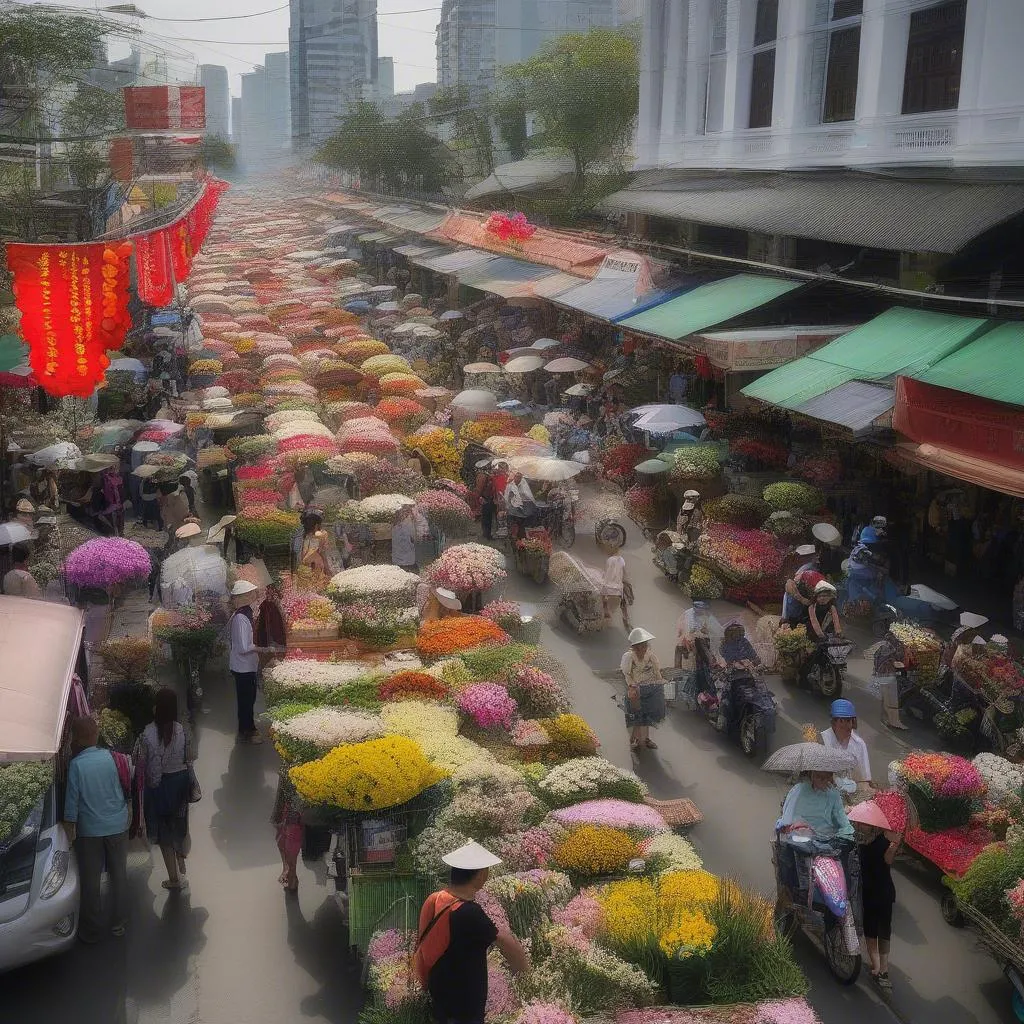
[515,529,554,584]
[891,752,988,833]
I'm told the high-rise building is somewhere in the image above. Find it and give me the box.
[437,0,619,97]
[239,66,267,153]
[377,56,395,98]
[289,0,378,148]
[265,52,291,149]
[231,97,242,143]
[199,65,230,139]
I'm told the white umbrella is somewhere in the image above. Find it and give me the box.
[762,742,856,775]
[108,357,146,378]
[508,457,584,482]
[439,310,463,321]
[28,442,82,467]
[564,383,595,397]
[530,338,561,351]
[376,301,402,312]
[0,521,35,545]
[464,362,503,374]
[161,545,229,600]
[631,406,707,434]
[504,355,546,373]
[451,389,498,412]
[544,357,591,374]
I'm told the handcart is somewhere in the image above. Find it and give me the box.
[957,902,1024,1021]
[549,550,607,634]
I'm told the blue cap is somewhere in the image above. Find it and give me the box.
[860,527,879,544]
[831,699,857,718]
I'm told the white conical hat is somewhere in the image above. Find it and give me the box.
[441,841,501,870]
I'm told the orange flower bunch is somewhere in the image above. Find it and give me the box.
[416,616,511,658]
[378,671,448,702]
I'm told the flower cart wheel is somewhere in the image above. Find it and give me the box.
[824,916,861,985]
[941,891,964,928]
[739,713,765,758]
[596,519,627,550]
[817,665,844,701]
[772,899,796,941]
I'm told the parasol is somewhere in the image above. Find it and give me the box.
[564,383,595,397]
[28,442,82,467]
[439,310,463,321]
[0,521,35,546]
[69,453,120,473]
[635,459,670,475]
[463,362,503,374]
[761,743,857,775]
[503,355,546,373]
[507,457,584,482]
[484,436,553,458]
[161,545,229,599]
[630,405,707,434]
[530,338,561,350]
[451,389,498,411]
[544,357,591,374]
[107,357,147,379]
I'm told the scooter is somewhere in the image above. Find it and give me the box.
[799,636,853,701]
[671,642,777,757]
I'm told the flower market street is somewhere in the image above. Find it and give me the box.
[1,515,1013,1024]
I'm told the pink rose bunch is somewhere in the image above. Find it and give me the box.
[551,799,669,836]
[698,524,785,583]
[425,543,507,592]
[551,892,605,939]
[63,537,152,590]
[337,432,400,456]
[238,487,283,508]
[506,664,570,717]
[457,683,518,730]
[485,962,519,1017]
[493,825,559,871]
[415,489,474,532]
[236,461,276,482]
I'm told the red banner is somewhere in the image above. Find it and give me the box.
[123,86,205,130]
[109,137,135,182]
[133,229,174,307]
[894,376,1024,471]
[7,242,133,397]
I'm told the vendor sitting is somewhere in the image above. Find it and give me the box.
[418,584,462,623]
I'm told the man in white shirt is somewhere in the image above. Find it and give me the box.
[822,698,873,796]
[503,472,535,511]
[228,580,265,744]
[392,504,427,572]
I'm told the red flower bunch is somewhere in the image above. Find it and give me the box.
[416,616,510,658]
[872,790,909,833]
[276,435,339,455]
[699,524,785,583]
[601,443,649,484]
[460,412,527,442]
[378,671,447,702]
[238,487,283,508]
[730,437,788,469]
[216,369,258,393]
[235,461,276,482]
[517,531,553,556]
[623,485,658,525]
[793,454,843,486]
[376,397,430,429]
[484,211,536,243]
[905,824,993,877]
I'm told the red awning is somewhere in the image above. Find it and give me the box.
[893,376,1024,471]
[891,442,1024,498]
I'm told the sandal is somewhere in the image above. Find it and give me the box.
[875,972,892,992]
[645,739,658,749]
[630,739,640,750]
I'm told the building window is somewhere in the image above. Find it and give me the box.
[749,0,777,129]
[902,0,967,115]
[704,0,728,134]
[823,25,860,122]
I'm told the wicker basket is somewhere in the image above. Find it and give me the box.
[287,623,339,643]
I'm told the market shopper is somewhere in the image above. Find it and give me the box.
[64,716,130,942]
[822,699,874,798]
[138,688,194,890]
[621,627,665,751]
[392,502,428,573]
[229,580,267,744]
[2,542,40,598]
[271,773,303,893]
[256,581,288,653]
[475,460,497,541]
[601,545,632,630]
[414,841,529,1024]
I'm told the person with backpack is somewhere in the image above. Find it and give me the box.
[414,842,529,1024]
[64,716,131,942]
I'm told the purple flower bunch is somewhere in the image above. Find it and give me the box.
[457,682,518,730]
[63,537,152,590]
[551,798,669,836]
[507,664,570,717]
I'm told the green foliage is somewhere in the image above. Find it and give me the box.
[506,27,639,195]
[0,761,54,845]
[493,82,529,162]
[458,642,535,680]
[950,842,1024,928]
[762,481,824,514]
[200,134,237,172]
[430,85,493,177]
[106,681,156,738]
[317,102,451,194]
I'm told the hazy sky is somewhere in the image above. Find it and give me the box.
[54,0,441,96]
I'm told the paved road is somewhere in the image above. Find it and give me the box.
[3,520,1015,1023]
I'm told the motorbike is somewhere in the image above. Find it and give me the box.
[672,638,777,756]
[772,832,861,985]
[799,636,853,701]
[652,530,695,584]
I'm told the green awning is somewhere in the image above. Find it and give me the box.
[915,322,1024,407]
[0,334,27,373]
[618,274,803,340]
[743,307,993,409]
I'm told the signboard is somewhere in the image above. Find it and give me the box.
[123,86,206,131]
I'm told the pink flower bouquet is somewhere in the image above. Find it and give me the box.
[416,489,474,533]
[425,543,507,592]
[63,537,152,590]
[457,682,518,730]
[551,798,669,836]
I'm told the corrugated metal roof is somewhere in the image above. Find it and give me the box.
[600,170,1024,254]
[417,248,499,274]
[392,243,449,259]
[464,154,577,201]
[555,277,687,321]
[619,274,803,340]
[795,380,895,431]
[914,322,1024,407]
[743,308,994,408]
[357,231,398,243]
[455,258,579,299]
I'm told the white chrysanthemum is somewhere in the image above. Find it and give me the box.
[274,707,387,748]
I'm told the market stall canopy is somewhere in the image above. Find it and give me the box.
[393,243,449,261]
[742,308,993,411]
[531,338,561,351]
[0,596,84,761]
[414,248,498,276]
[463,362,503,374]
[545,357,590,373]
[454,256,580,300]
[28,442,83,466]
[451,389,498,411]
[504,355,546,373]
[618,274,804,341]
[794,380,895,433]
[0,521,35,546]
[508,457,584,481]
[564,383,595,397]
[553,251,686,322]
[693,325,855,372]
[630,405,707,434]
[890,441,1024,500]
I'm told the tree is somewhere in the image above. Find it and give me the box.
[506,27,639,195]
[200,134,237,173]
[429,85,493,178]
[493,82,529,163]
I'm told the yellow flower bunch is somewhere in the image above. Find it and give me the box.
[405,428,462,480]
[189,358,223,375]
[595,878,658,943]
[659,908,717,958]
[232,392,261,407]
[232,334,256,354]
[660,870,721,909]
[380,700,459,741]
[288,735,445,811]
[420,733,494,773]
[527,423,551,445]
[361,354,412,377]
[553,825,638,876]
[537,714,599,757]
[185,412,207,431]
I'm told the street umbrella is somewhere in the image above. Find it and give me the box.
[504,346,538,359]
[463,362,503,374]
[564,383,595,397]
[507,457,584,482]
[451,389,498,412]
[28,442,82,467]
[530,337,561,351]
[376,301,402,313]
[344,300,371,312]
[0,521,35,546]
[635,459,670,475]
[544,357,591,374]
[503,355,546,373]
[439,310,464,321]
[107,357,147,380]
[370,285,397,295]
[631,405,707,435]
[761,743,857,775]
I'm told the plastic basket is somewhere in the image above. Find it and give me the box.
[348,871,429,954]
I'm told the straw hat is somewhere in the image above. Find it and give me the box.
[435,588,461,611]
[231,580,258,599]
[628,627,655,645]
[16,498,34,514]
[848,800,892,831]
[207,514,237,544]
[175,522,202,540]
[812,523,841,546]
[960,611,988,629]
[794,544,816,557]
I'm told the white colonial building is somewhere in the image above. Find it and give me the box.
[636,0,1024,170]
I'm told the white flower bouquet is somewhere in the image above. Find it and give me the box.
[327,564,420,604]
